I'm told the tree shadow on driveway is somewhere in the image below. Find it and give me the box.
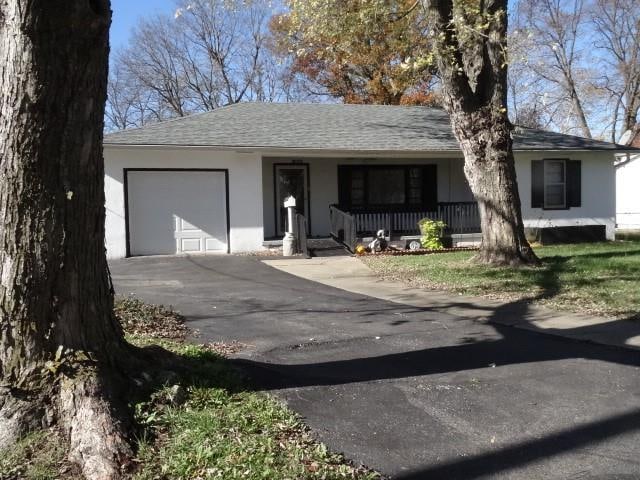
[394,406,640,479]
[233,296,640,479]
[234,296,640,390]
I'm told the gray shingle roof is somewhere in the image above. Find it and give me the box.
[104,102,635,152]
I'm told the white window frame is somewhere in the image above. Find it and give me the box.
[543,159,566,209]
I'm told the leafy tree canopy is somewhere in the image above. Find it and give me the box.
[270,0,439,105]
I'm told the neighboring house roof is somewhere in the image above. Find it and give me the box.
[104,102,636,152]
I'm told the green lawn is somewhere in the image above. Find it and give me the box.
[363,241,640,319]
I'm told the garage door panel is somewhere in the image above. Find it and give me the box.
[205,237,226,251]
[127,171,228,256]
[178,218,201,232]
[180,237,202,253]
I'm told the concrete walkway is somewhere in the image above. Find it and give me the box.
[264,256,640,352]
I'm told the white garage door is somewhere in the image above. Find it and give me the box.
[127,170,228,256]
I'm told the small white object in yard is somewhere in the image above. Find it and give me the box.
[409,240,421,250]
[375,336,381,340]
[488,362,496,368]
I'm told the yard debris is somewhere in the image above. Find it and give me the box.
[356,243,478,256]
[116,296,251,356]
[203,340,250,356]
[236,247,283,257]
[115,296,189,341]
[368,246,479,256]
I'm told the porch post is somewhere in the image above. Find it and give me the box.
[283,195,297,256]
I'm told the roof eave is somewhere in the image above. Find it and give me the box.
[103,142,634,154]
[103,143,464,155]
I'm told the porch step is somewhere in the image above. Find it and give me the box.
[450,233,482,247]
[263,239,284,247]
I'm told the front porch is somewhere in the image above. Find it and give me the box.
[329,202,481,251]
[262,155,480,245]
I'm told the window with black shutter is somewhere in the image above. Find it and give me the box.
[566,160,581,207]
[531,159,581,210]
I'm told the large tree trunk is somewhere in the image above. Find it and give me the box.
[0,1,135,478]
[447,105,537,265]
[427,0,539,266]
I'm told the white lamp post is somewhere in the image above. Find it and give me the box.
[282,195,297,256]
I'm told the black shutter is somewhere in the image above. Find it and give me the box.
[422,165,438,211]
[337,166,351,207]
[531,160,544,208]
[567,160,581,207]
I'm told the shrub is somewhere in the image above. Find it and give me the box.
[418,219,446,249]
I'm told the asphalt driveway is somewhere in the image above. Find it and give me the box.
[110,255,640,479]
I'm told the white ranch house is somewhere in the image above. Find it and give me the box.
[104,103,632,258]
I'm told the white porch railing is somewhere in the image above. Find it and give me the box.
[351,203,480,235]
[329,202,481,251]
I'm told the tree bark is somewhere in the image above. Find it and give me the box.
[0,1,135,477]
[566,76,592,139]
[426,0,539,265]
[447,105,537,265]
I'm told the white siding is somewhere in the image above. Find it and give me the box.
[616,153,640,229]
[516,151,616,240]
[104,146,264,259]
[262,151,616,240]
[105,146,617,259]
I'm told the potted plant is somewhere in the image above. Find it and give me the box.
[418,219,447,250]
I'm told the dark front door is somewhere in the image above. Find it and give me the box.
[275,164,309,236]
